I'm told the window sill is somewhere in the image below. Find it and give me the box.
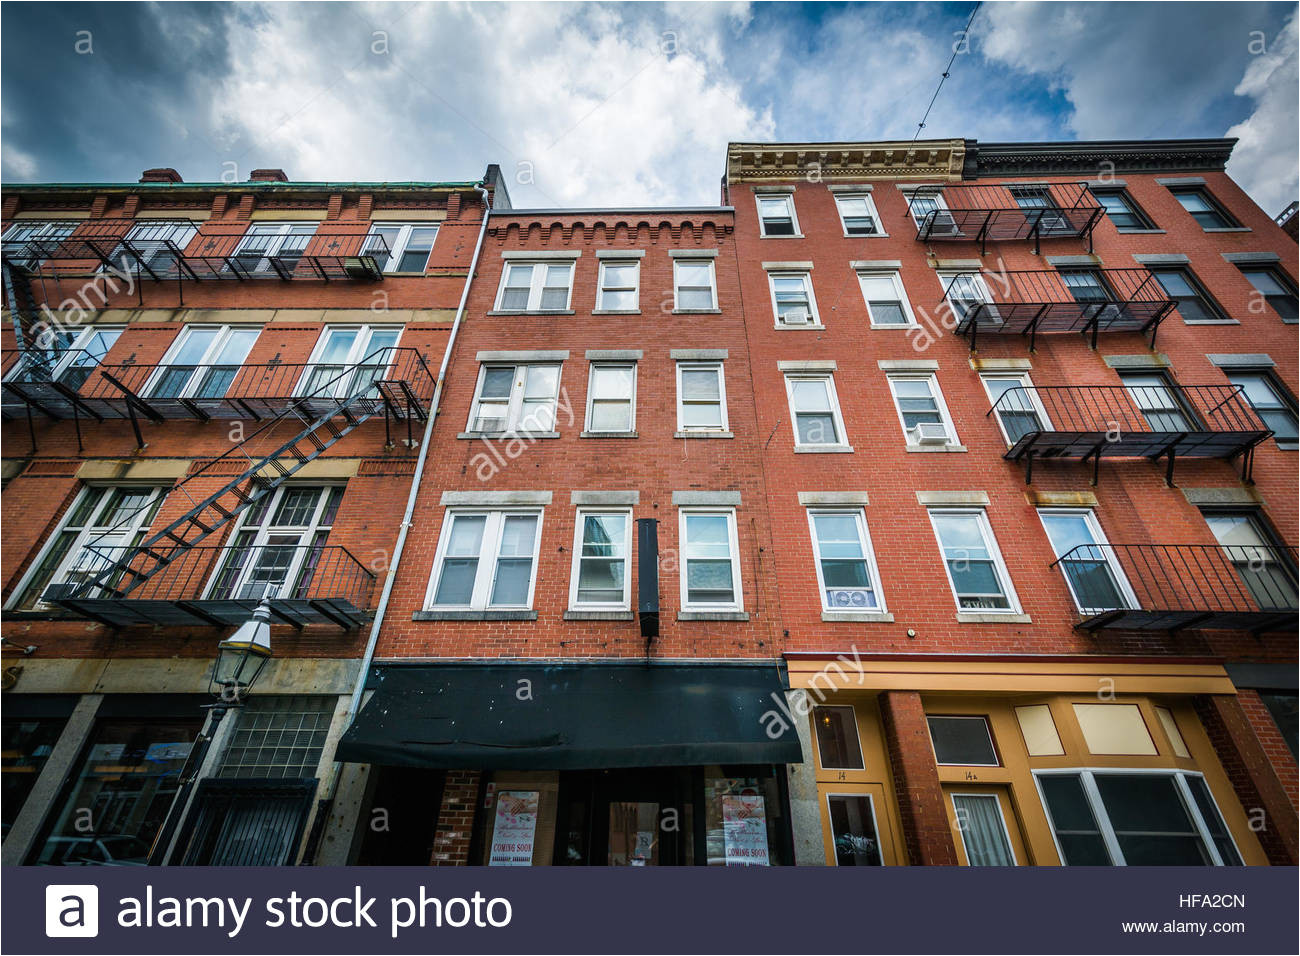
[592,309,642,315]
[794,445,855,454]
[564,610,635,621]
[774,323,826,330]
[677,611,750,621]
[760,233,805,239]
[955,612,1031,624]
[414,610,538,621]
[458,431,561,440]
[1202,227,1251,233]
[870,324,921,331]
[1116,228,1166,235]
[843,232,889,239]
[821,611,894,623]
[486,309,576,316]
[1275,441,1298,451]
[1283,318,1299,325]
[580,430,638,439]
[1182,319,1240,326]
[672,308,722,314]
[906,444,967,453]
[675,430,734,439]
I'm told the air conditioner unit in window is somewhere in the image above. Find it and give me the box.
[910,422,950,445]
[827,588,875,609]
[782,307,810,325]
[926,211,961,236]
[474,417,506,433]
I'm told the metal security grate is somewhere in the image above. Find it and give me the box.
[218,695,334,779]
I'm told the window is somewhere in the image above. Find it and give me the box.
[115,220,200,273]
[928,509,1019,612]
[1093,189,1154,230]
[678,509,742,611]
[887,374,958,446]
[8,485,165,611]
[494,260,573,312]
[1239,266,1298,321]
[1150,268,1224,322]
[1223,370,1298,442]
[981,373,1049,444]
[1172,188,1237,229]
[146,325,260,399]
[1202,511,1298,612]
[585,362,636,433]
[927,716,999,766]
[673,258,717,310]
[5,325,124,391]
[807,510,884,612]
[812,706,864,770]
[676,362,727,433]
[769,272,819,325]
[1039,509,1135,613]
[826,794,883,866]
[1011,185,1070,234]
[1037,770,1242,866]
[207,486,343,601]
[230,222,316,274]
[907,189,958,235]
[939,271,998,325]
[569,509,632,609]
[218,695,333,778]
[834,193,883,236]
[1120,372,1197,432]
[363,223,438,273]
[597,259,640,311]
[429,510,542,609]
[1,219,78,267]
[785,374,847,447]
[1,714,68,831]
[952,793,1017,866]
[469,363,562,433]
[858,271,916,327]
[756,193,798,236]
[298,325,401,398]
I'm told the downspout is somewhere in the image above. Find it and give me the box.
[304,183,492,861]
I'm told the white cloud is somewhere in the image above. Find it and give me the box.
[2,142,38,180]
[1225,12,1299,216]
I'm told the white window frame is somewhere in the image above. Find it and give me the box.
[568,507,634,611]
[230,222,317,274]
[144,324,261,399]
[675,361,728,433]
[887,373,959,447]
[584,361,636,433]
[116,219,201,272]
[904,187,953,230]
[1032,768,1242,867]
[1,220,78,268]
[493,261,574,312]
[823,791,885,867]
[768,271,821,326]
[295,324,403,398]
[5,324,125,386]
[596,259,641,311]
[672,258,718,311]
[785,372,849,448]
[927,507,1022,614]
[467,362,563,434]
[806,508,887,614]
[756,192,801,238]
[6,484,166,611]
[678,507,743,612]
[950,791,1019,866]
[938,271,999,325]
[1037,508,1139,613]
[979,372,1052,445]
[857,270,917,328]
[364,222,439,273]
[834,192,885,237]
[425,508,544,610]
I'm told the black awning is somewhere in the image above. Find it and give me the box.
[336,662,803,770]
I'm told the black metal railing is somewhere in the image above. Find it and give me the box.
[987,384,1272,484]
[941,268,1176,348]
[1051,542,1298,633]
[908,181,1104,253]
[44,544,376,630]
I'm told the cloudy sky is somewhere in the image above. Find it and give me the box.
[2,2,1297,213]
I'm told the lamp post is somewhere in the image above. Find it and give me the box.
[147,601,274,865]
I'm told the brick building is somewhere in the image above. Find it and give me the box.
[3,137,1296,870]
[0,164,508,864]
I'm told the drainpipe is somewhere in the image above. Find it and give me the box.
[302,183,492,863]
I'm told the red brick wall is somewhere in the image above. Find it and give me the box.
[879,690,958,865]
[1236,687,1298,809]
[430,770,481,865]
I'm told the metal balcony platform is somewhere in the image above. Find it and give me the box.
[909,182,1104,253]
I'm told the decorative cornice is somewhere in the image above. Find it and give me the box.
[969,139,1236,177]
[727,140,967,183]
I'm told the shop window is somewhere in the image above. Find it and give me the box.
[1072,703,1157,756]
[812,706,864,770]
[952,792,1017,865]
[1037,770,1242,866]
[30,713,204,865]
[2,714,68,830]
[703,770,785,866]
[469,363,562,434]
[826,793,883,866]
[217,695,333,778]
[927,715,999,766]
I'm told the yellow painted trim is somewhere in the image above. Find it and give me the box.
[250,209,328,221]
[76,459,189,481]
[12,211,90,220]
[371,209,446,222]
[1026,490,1100,508]
[254,458,361,480]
